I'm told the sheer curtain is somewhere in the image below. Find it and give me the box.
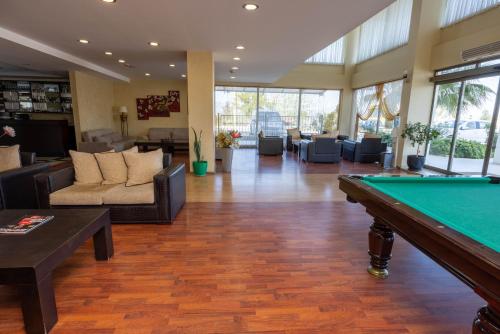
[305,37,345,64]
[441,0,500,27]
[356,0,413,63]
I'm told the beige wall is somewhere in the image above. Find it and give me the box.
[113,79,188,138]
[187,51,215,173]
[70,70,116,143]
[431,6,500,70]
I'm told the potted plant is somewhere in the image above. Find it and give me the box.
[401,122,441,171]
[215,130,241,172]
[191,128,207,176]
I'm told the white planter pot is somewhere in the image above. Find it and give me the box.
[216,147,233,172]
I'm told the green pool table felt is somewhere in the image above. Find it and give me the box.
[361,176,500,252]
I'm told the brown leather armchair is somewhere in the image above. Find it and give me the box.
[0,152,49,209]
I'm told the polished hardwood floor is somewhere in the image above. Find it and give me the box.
[0,150,481,333]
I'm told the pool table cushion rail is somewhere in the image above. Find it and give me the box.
[338,174,500,304]
[361,176,499,253]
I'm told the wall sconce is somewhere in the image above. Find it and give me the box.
[119,106,128,136]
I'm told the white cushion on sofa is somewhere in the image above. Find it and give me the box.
[102,182,154,205]
[69,150,103,185]
[123,149,163,186]
[50,184,118,206]
[0,145,21,172]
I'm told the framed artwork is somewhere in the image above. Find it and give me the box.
[136,98,149,120]
[167,91,180,113]
[147,95,170,117]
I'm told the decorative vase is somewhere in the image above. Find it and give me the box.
[407,155,425,171]
[220,148,233,172]
[193,161,208,176]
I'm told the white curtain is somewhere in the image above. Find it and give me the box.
[441,0,500,27]
[305,37,344,64]
[356,0,413,63]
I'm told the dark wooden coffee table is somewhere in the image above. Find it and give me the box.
[134,139,175,154]
[0,209,113,334]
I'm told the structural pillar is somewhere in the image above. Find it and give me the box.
[187,51,216,172]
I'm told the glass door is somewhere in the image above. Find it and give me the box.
[451,76,499,174]
[426,75,500,175]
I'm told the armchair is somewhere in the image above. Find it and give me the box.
[300,139,342,163]
[0,152,49,209]
[258,137,284,156]
[342,138,387,163]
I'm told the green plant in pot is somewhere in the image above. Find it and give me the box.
[401,122,441,171]
[191,128,207,176]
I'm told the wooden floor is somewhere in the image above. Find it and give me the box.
[0,150,481,333]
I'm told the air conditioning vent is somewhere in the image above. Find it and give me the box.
[462,40,500,62]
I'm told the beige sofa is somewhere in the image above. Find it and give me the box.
[80,129,136,153]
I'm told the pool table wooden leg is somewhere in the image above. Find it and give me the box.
[368,217,394,279]
[473,304,500,334]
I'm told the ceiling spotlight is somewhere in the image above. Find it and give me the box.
[243,3,259,11]
[233,57,241,61]
[78,39,89,44]
[148,41,159,47]
[145,73,151,76]
[102,0,116,3]
[235,45,245,50]
[181,74,186,78]
[230,76,236,79]
[231,66,240,70]
[169,64,176,68]
[104,51,112,55]
[118,59,126,63]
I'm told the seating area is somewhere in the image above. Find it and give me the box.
[1,1,500,333]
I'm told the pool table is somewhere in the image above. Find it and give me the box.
[338,175,500,334]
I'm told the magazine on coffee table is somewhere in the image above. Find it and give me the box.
[0,215,54,234]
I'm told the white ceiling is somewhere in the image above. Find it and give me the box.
[0,0,393,83]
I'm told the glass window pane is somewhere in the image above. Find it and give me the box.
[448,76,499,174]
[427,82,461,170]
[215,86,258,146]
[258,88,300,137]
[488,113,500,176]
[300,90,340,134]
[480,58,500,67]
[305,37,345,64]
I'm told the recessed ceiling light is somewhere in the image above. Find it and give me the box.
[231,66,240,70]
[181,74,186,78]
[78,39,89,44]
[235,45,245,50]
[104,51,112,55]
[118,59,126,63]
[148,41,159,47]
[102,0,116,3]
[230,76,236,79]
[169,64,176,68]
[243,3,259,11]
[233,57,241,61]
[145,73,151,76]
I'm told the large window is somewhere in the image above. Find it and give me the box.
[354,80,403,141]
[305,37,345,65]
[427,75,500,175]
[440,0,500,27]
[215,87,341,146]
[356,0,412,63]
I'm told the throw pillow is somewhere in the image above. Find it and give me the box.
[69,150,103,185]
[123,148,163,186]
[94,152,128,185]
[0,145,21,172]
[287,128,301,140]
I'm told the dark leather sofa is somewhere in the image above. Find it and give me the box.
[0,152,49,210]
[342,138,387,163]
[34,154,186,224]
[300,138,342,163]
